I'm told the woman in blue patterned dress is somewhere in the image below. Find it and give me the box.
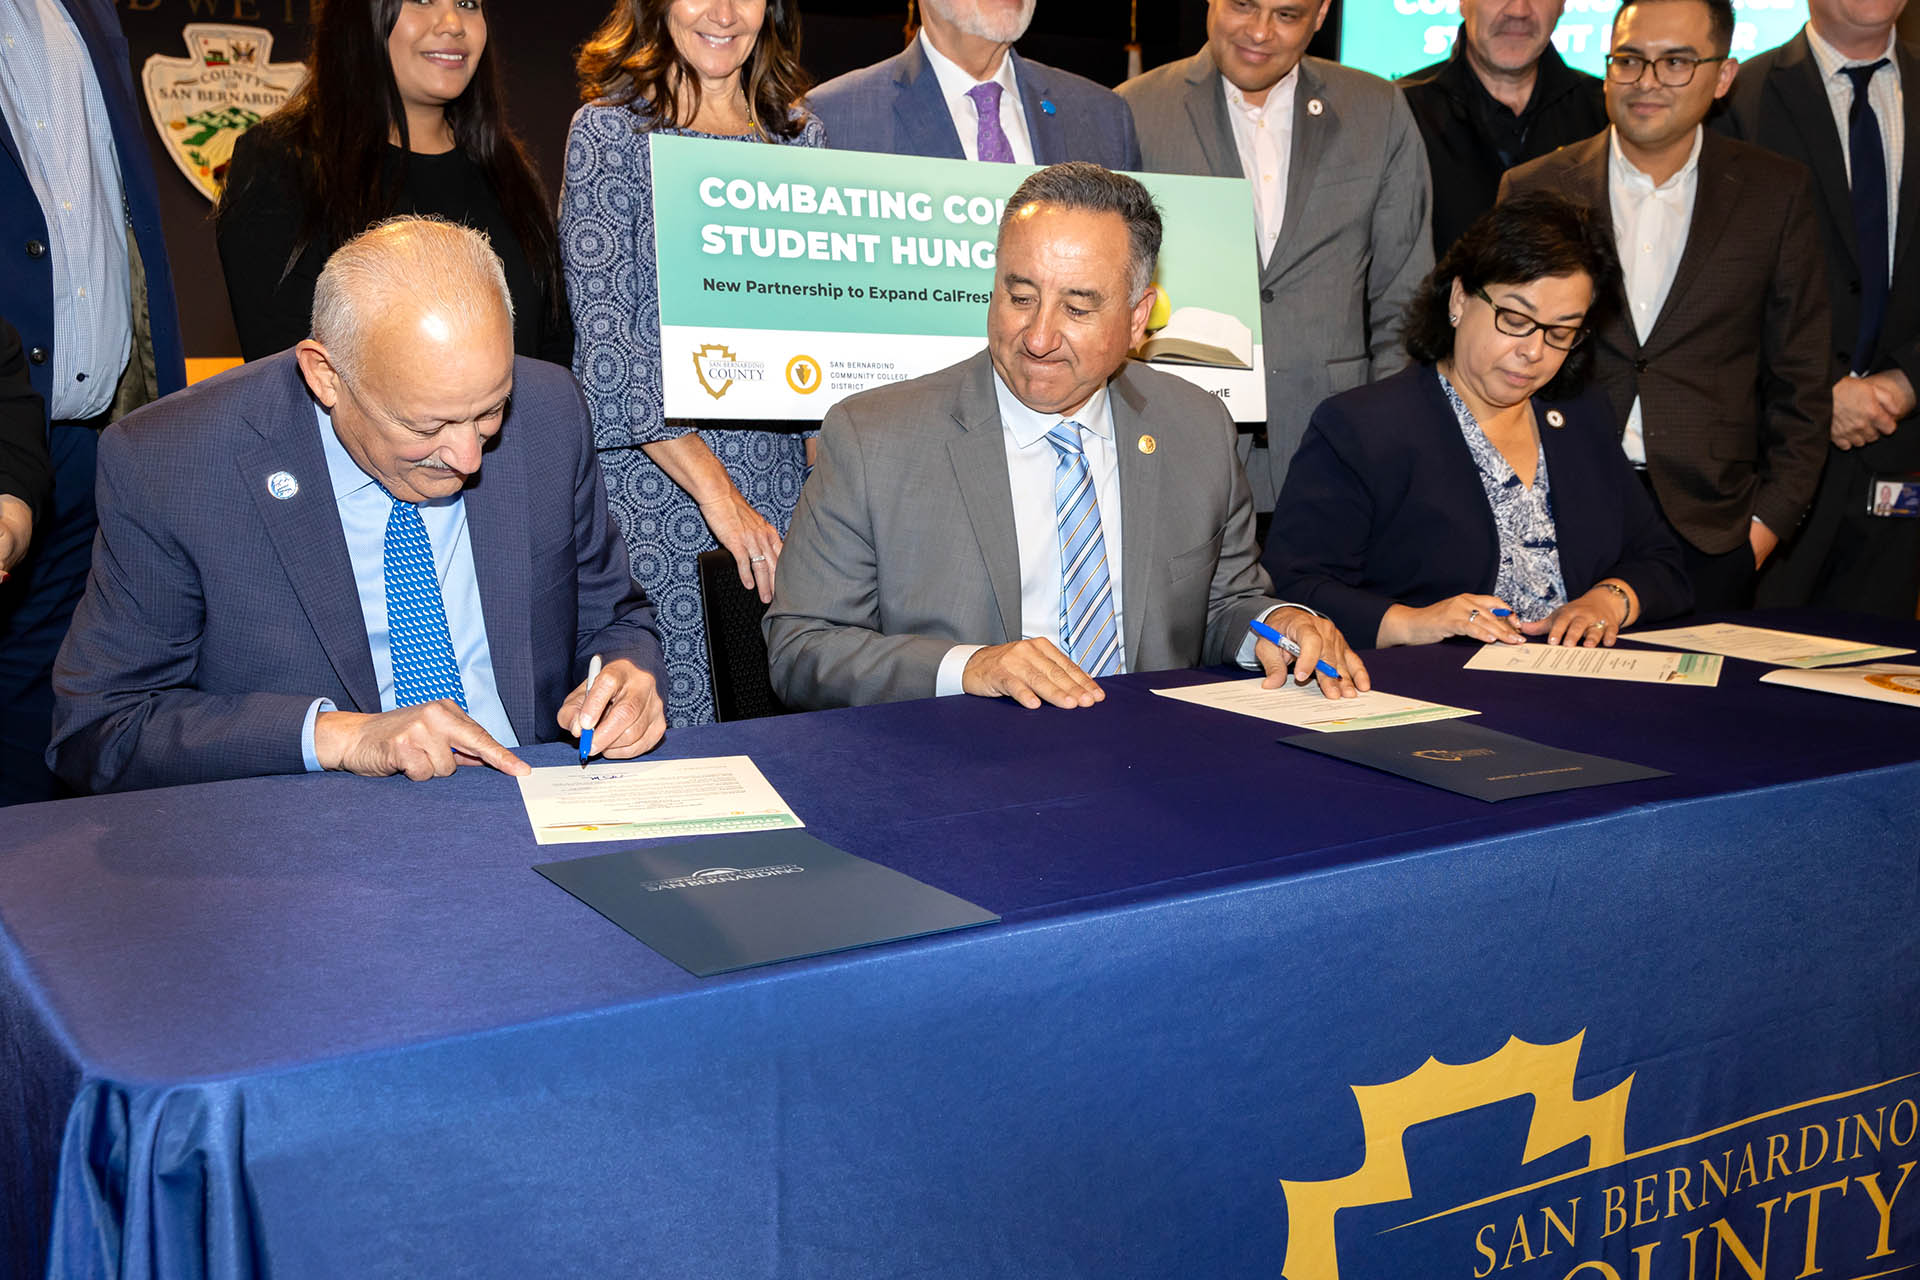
[1263,193,1693,649]
[560,0,817,725]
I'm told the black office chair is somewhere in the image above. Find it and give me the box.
[697,548,791,722]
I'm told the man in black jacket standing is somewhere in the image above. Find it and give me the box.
[1401,0,1608,257]
[1719,0,1920,618]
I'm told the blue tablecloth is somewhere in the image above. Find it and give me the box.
[3,610,1917,1279]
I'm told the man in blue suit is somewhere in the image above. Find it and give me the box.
[0,0,185,804]
[49,219,666,795]
[807,0,1141,170]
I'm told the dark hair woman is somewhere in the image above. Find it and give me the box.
[560,0,816,726]
[215,0,571,364]
[1262,192,1692,649]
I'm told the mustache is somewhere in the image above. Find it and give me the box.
[1489,18,1540,35]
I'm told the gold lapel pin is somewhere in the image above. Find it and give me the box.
[1137,434,1157,455]
[1545,409,1566,429]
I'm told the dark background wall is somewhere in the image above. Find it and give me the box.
[118,0,1334,360]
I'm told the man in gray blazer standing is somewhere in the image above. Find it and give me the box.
[1117,0,1433,516]
[807,0,1140,170]
[765,164,1365,712]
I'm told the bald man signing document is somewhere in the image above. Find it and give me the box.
[50,218,665,794]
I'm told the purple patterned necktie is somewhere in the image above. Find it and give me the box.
[966,81,1014,163]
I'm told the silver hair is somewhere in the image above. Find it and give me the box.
[1000,163,1163,298]
[309,216,515,382]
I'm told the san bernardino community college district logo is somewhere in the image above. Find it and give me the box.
[142,25,305,202]
[786,355,822,394]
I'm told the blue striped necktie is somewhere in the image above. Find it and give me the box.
[383,491,468,710]
[1045,422,1122,677]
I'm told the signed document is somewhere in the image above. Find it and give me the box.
[1463,643,1722,686]
[1758,663,1920,709]
[517,755,803,845]
[1152,677,1476,732]
[1625,623,1912,669]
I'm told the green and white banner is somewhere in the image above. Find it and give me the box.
[651,136,1267,422]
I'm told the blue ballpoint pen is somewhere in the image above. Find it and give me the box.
[1248,618,1341,679]
[578,654,602,766]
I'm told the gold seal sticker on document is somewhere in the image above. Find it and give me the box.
[1865,671,1920,695]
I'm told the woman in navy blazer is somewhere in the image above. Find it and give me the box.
[1263,193,1691,649]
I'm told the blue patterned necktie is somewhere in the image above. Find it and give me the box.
[1844,59,1891,374]
[383,492,468,710]
[1046,422,1121,677]
[967,82,1015,163]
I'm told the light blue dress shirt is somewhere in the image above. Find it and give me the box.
[301,402,518,769]
[0,0,131,421]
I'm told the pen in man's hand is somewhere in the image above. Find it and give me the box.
[1248,617,1341,679]
[578,654,602,767]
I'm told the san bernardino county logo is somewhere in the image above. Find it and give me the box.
[693,343,767,400]
[1280,1032,1919,1279]
[786,355,823,394]
[142,25,305,201]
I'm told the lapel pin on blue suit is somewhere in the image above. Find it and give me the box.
[1040,98,1056,116]
[266,471,299,500]
[1545,409,1566,429]
[1307,98,1324,117]
[1137,434,1157,455]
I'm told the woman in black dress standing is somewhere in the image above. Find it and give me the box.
[216,0,571,364]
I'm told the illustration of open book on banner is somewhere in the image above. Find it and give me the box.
[1137,306,1253,370]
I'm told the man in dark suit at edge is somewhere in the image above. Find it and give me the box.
[50,219,666,794]
[1719,0,1920,617]
[1501,0,1830,612]
[806,0,1142,170]
[0,0,185,804]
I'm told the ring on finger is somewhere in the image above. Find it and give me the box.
[749,554,768,563]
[1467,608,1480,622]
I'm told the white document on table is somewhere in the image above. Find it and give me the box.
[516,754,804,845]
[1758,662,1920,708]
[1623,622,1912,668]
[1463,643,1723,686]
[1151,677,1477,732]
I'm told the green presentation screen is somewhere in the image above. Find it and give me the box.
[1339,0,1810,83]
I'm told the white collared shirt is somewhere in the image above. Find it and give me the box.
[931,372,1283,695]
[1609,125,1703,466]
[934,374,1125,694]
[1223,67,1298,264]
[919,29,1034,165]
[1805,21,1903,279]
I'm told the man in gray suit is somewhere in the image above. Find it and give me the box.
[807,0,1141,170]
[1117,0,1433,515]
[765,164,1365,712]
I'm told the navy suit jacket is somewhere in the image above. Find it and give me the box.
[1263,365,1692,646]
[48,353,664,794]
[807,41,1141,170]
[0,0,184,421]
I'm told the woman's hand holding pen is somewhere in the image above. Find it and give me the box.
[1380,595,1526,647]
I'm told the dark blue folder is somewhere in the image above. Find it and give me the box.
[1281,720,1669,801]
[535,829,1000,976]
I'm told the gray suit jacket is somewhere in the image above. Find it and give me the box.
[1118,50,1434,508]
[807,40,1141,170]
[764,351,1279,710]
[1501,131,1831,555]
